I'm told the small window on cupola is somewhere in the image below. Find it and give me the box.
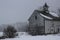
[35,15,37,20]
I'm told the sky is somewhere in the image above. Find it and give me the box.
[0,0,60,25]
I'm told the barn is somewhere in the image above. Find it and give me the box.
[28,3,60,34]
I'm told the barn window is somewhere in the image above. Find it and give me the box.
[58,28,59,32]
[35,16,37,20]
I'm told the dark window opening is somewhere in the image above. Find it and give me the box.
[58,28,59,32]
[35,16,37,20]
[51,29,53,31]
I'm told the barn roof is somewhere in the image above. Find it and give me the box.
[28,10,60,21]
[39,10,60,21]
[40,13,53,19]
[49,12,59,17]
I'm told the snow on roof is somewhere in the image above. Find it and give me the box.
[49,12,59,17]
[40,13,52,19]
[36,6,43,11]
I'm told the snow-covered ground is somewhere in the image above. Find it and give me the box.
[0,32,3,37]
[0,32,60,40]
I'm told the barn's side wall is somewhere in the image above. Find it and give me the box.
[45,20,54,34]
[45,20,60,34]
[54,21,60,33]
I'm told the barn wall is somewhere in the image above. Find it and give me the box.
[45,20,54,34]
[45,20,60,34]
[29,10,45,34]
[54,21,60,33]
[28,10,60,34]
[29,11,44,27]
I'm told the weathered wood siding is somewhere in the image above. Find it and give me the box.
[45,20,54,33]
[45,20,60,34]
[54,21,60,33]
[28,10,60,34]
[29,11,44,27]
[28,10,45,34]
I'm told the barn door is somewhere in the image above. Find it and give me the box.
[57,27,60,33]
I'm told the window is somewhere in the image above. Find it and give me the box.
[35,16,37,20]
[58,28,60,32]
[51,29,53,31]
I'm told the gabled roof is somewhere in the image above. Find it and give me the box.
[28,3,60,21]
[28,10,60,21]
[49,12,59,17]
[39,10,60,21]
[40,13,52,19]
[28,10,38,21]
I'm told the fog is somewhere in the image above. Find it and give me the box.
[0,0,60,25]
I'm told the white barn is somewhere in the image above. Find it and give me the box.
[28,3,60,34]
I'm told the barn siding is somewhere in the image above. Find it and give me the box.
[54,21,60,33]
[45,20,60,34]
[28,10,60,34]
[45,20,54,33]
[29,11,45,34]
[29,12,45,27]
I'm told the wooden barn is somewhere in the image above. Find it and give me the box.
[28,3,60,34]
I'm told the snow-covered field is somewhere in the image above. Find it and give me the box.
[0,32,60,40]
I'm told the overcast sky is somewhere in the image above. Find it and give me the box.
[0,0,60,25]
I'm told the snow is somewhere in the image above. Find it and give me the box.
[2,36,60,40]
[49,12,59,17]
[40,13,52,19]
[0,32,3,37]
[0,32,60,40]
[36,6,43,11]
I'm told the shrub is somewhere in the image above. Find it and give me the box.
[3,25,17,38]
